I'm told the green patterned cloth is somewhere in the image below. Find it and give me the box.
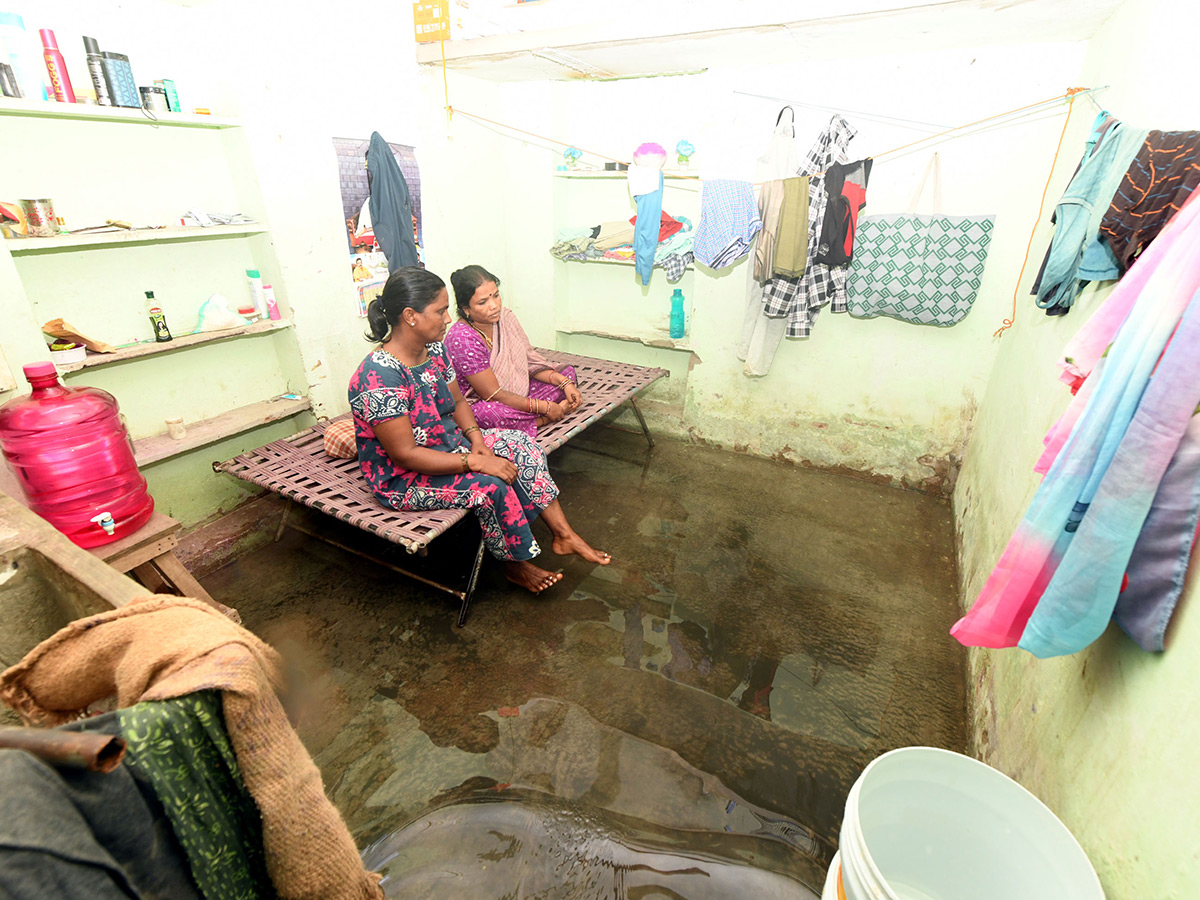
[116,692,276,900]
[846,213,995,326]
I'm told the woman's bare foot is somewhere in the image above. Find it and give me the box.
[551,532,612,565]
[505,560,563,593]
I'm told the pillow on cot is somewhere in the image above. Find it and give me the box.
[323,419,357,459]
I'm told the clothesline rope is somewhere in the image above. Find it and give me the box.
[445,86,1096,339]
[446,86,1101,186]
[993,87,1085,339]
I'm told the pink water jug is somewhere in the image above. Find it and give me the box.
[0,362,154,548]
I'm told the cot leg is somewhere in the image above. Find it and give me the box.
[274,501,292,542]
[457,533,487,628]
[627,398,655,448]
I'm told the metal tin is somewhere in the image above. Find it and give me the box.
[139,85,168,112]
[20,199,56,237]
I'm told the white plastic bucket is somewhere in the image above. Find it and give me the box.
[833,747,1103,900]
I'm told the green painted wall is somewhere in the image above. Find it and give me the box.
[953,0,1200,895]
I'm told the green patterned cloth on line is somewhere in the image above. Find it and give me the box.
[116,691,276,900]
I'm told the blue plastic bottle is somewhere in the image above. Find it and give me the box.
[669,289,686,339]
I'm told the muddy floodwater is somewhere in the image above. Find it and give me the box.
[205,427,967,898]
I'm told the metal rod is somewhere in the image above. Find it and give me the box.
[283,517,468,600]
[0,728,126,773]
[274,500,292,542]
[627,398,655,448]
[457,534,487,628]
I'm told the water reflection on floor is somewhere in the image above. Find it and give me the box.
[203,428,966,898]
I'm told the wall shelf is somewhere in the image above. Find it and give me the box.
[0,97,238,128]
[556,255,693,272]
[133,396,311,466]
[58,319,293,374]
[7,223,267,254]
[554,170,698,180]
[556,320,692,352]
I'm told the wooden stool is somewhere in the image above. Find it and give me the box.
[87,512,241,624]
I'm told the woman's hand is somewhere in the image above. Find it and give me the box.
[543,400,566,422]
[468,452,517,483]
[561,382,582,412]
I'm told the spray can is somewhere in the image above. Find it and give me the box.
[145,291,173,342]
[82,36,113,106]
[38,29,75,103]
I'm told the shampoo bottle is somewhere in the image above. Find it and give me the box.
[262,284,281,321]
[39,29,75,102]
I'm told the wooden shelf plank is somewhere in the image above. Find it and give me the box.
[553,170,696,180]
[133,397,312,466]
[58,319,293,374]
[554,255,693,270]
[7,223,266,254]
[0,97,238,128]
[556,321,692,351]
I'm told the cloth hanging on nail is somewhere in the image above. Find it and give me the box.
[1101,129,1200,274]
[366,131,419,269]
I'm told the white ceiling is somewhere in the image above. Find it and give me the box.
[416,0,1129,81]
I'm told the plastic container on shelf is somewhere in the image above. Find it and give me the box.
[669,288,686,339]
[827,746,1102,900]
[0,362,154,548]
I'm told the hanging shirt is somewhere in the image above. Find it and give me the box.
[1034,117,1148,315]
[761,114,857,337]
[1100,129,1200,272]
[815,158,872,268]
[693,179,762,269]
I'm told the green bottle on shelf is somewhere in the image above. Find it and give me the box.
[145,291,173,342]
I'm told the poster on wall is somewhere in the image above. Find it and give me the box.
[332,137,424,317]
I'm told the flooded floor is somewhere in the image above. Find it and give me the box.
[203,427,966,897]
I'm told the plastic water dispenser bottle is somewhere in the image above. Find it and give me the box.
[0,362,154,547]
[669,288,686,339]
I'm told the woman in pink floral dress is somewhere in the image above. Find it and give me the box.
[348,267,610,593]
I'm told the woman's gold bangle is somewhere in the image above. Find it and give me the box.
[461,453,471,473]
[462,425,481,439]
[483,387,501,402]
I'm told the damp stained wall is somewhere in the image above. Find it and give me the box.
[953,0,1200,894]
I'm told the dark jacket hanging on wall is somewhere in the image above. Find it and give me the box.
[814,158,872,267]
[367,131,419,269]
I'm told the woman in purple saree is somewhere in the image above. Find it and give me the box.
[443,265,582,438]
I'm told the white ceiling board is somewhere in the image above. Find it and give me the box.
[416,0,1127,81]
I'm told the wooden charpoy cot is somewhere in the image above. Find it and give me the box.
[214,349,667,626]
